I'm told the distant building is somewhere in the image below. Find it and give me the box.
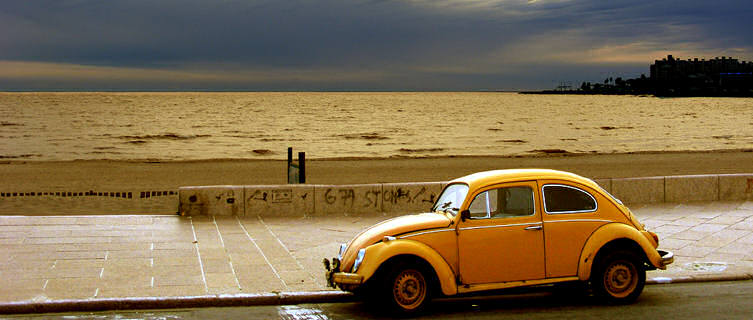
[650,55,753,96]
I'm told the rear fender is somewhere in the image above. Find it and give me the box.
[578,223,664,280]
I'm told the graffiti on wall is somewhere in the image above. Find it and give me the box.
[214,189,237,204]
[247,189,310,204]
[322,186,439,211]
[323,188,375,208]
[383,187,437,205]
[180,184,443,216]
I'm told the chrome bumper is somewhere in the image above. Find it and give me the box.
[658,249,674,268]
[333,272,363,285]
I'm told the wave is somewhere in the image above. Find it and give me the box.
[599,126,635,130]
[252,149,275,155]
[529,149,571,154]
[398,148,445,153]
[116,133,211,141]
[0,154,41,159]
[337,132,390,140]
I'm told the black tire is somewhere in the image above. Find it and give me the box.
[378,261,433,315]
[591,249,646,304]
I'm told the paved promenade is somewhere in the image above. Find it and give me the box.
[1,200,753,313]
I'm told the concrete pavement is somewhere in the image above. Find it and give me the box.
[2,200,753,314]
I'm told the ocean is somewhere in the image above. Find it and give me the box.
[1,92,751,161]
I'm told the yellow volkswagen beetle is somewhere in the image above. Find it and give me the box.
[324,169,673,314]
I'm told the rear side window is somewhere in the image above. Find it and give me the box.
[543,184,597,214]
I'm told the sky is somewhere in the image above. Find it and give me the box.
[1,0,752,91]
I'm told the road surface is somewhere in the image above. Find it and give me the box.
[5,281,753,319]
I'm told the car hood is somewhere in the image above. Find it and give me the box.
[339,212,453,269]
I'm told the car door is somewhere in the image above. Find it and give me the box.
[457,181,545,285]
[539,180,610,278]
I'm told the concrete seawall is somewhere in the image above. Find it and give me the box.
[179,173,753,217]
[179,182,444,217]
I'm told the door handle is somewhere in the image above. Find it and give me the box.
[525,225,542,231]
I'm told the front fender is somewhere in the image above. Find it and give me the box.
[577,223,664,280]
[359,239,458,296]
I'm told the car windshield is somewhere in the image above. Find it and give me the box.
[432,183,468,216]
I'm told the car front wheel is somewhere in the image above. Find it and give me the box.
[380,262,431,314]
[591,249,645,304]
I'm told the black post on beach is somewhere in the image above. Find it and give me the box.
[287,147,306,184]
[298,152,306,184]
[287,147,295,184]
[287,147,293,172]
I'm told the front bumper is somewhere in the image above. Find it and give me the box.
[333,272,363,285]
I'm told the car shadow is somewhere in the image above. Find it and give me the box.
[332,284,662,319]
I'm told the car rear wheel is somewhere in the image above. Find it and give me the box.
[379,262,432,314]
[591,249,645,304]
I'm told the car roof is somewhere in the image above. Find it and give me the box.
[449,169,601,191]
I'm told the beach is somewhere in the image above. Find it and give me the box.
[2,150,752,191]
[1,92,752,215]
[2,152,753,215]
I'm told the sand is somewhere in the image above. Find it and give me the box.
[3,151,753,191]
[2,151,752,215]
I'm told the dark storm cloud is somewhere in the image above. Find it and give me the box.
[2,0,455,67]
[0,0,751,90]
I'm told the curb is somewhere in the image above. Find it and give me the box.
[0,291,355,315]
[647,272,753,285]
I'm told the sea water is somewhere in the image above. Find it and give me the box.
[1,92,751,161]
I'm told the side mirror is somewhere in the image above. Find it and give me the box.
[460,209,470,222]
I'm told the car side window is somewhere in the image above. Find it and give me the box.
[468,186,535,219]
[542,184,597,214]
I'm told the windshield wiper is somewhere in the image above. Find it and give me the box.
[434,202,459,214]
[437,202,458,213]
